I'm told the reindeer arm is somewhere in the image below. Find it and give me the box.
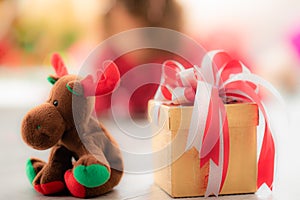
[35,145,73,184]
[27,145,73,195]
[99,123,124,172]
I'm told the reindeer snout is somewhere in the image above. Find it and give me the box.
[21,103,66,150]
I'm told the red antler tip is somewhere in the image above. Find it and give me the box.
[51,53,68,77]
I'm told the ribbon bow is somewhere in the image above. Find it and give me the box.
[154,50,281,196]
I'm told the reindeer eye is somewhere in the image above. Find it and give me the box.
[53,100,58,107]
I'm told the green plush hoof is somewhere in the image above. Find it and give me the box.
[26,159,36,184]
[73,164,110,188]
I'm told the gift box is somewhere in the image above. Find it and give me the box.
[148,100,258,197]
[148,51,278,197]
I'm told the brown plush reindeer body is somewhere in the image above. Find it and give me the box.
[21,54,123,198]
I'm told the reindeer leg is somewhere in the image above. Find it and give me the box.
[28,145,73,195]
[64,149,111,198]
[64,128,123,198]
[65,168,123,198]
[64,152,123,198]
[26,158,46,185]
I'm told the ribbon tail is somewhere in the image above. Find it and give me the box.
[257,123,275,189]
[205,112,224,197]
[205,160,223,197]
[220,103,230,191]
[224,78,278,191]
[200,87,222,163]
[185,81,211,151]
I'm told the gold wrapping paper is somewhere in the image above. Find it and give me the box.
[148,100,259,197]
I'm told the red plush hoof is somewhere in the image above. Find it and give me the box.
[64,170,86,198]
[33,181,65,195]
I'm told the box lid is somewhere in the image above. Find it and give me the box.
[148,100,259,131]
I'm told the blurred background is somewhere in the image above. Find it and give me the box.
[1,0,300,199]
[1,0,300,110]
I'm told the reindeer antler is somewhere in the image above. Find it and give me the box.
[51,53,68,77]
[81,61,120,97]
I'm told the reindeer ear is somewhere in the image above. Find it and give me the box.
[47,75,59,85]
[66,81,84,96]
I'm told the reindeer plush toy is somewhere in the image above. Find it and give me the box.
[21,54,123,198]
